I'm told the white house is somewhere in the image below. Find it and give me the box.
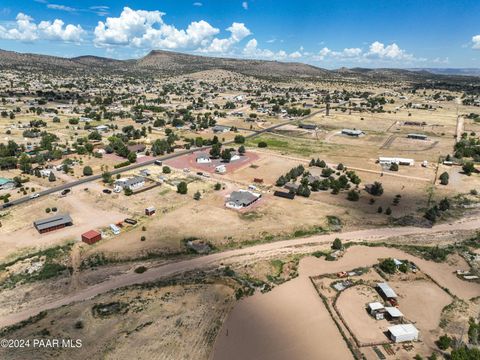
[196,153,211,164]
[114,176,145,191]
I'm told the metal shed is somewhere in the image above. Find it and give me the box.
[388,324,419,343]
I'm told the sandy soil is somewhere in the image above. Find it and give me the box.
[0,191,124,261]
[212,242,480,359]
[212,273,353,360]
[335,284,390,344]
[390,280,452,348]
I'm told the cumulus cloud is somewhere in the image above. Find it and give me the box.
[197,22,251,53]
[242,2,249,10]
[473,35,480,50]
[94,7,222,50]
[289,51,302,59]
[365,41,413,60]
[193,2,203,6]
[243,38,289,60]
[0,12,84,42]
[314,42,415,63]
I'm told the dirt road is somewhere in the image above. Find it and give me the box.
[1,216,480,329]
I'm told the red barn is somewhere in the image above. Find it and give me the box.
[81,230,102,245]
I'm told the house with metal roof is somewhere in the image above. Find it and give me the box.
[225,190,261,209]
[114,176,145,191]
[196,153,211,164]
[34,213,73,234]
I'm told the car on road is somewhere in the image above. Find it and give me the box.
[29,193,40,199]
[60,189,71,196]
[103,189,112,194]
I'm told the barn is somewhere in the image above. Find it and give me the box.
[34,214,73,234]
[81,230,102,245]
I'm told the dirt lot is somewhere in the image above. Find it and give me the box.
[0,282,234,360]
[390,279,452,348]
[213,245,480,360]
[213,270,354,360]
[336,284,390,344]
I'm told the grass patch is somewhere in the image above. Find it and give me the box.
[246,133,340,157]
[239,211,263,221]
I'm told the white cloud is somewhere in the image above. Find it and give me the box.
[94,7,221,50]
[242,38,289,60]
[365,41,413,60]
[89,5,109,16]
[38,19,85,42]
[473,35,480,50]
[47,4,77,12]
[200,22,251,54]
[193,2,203,6]
[289,51,302,59]
[0,12,85,42]
[242,2,249,10]
[313,42,416,63]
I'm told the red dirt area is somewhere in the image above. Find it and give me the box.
[136,155,155,164]
[165,151,259,174]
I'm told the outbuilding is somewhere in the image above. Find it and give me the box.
[342,129,365,137]
[378,157,415,166]
[377,282,398,301]
[407,133,428,140]
[145,206,156,216]
[298,123,318,130]
[388,324,419,343]
[368,302,385,320]
[34,213,73,234]
[385,307,404,320]
[81,230,102,245]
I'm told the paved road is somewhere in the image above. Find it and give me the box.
[0,215,478,329]
[2,109,324,209]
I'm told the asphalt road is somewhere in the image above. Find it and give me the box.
[2,108,324,209]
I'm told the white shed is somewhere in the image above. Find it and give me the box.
[368,302,384,315]
[388,324,419,343]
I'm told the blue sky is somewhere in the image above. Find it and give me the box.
[0,0,479,68]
